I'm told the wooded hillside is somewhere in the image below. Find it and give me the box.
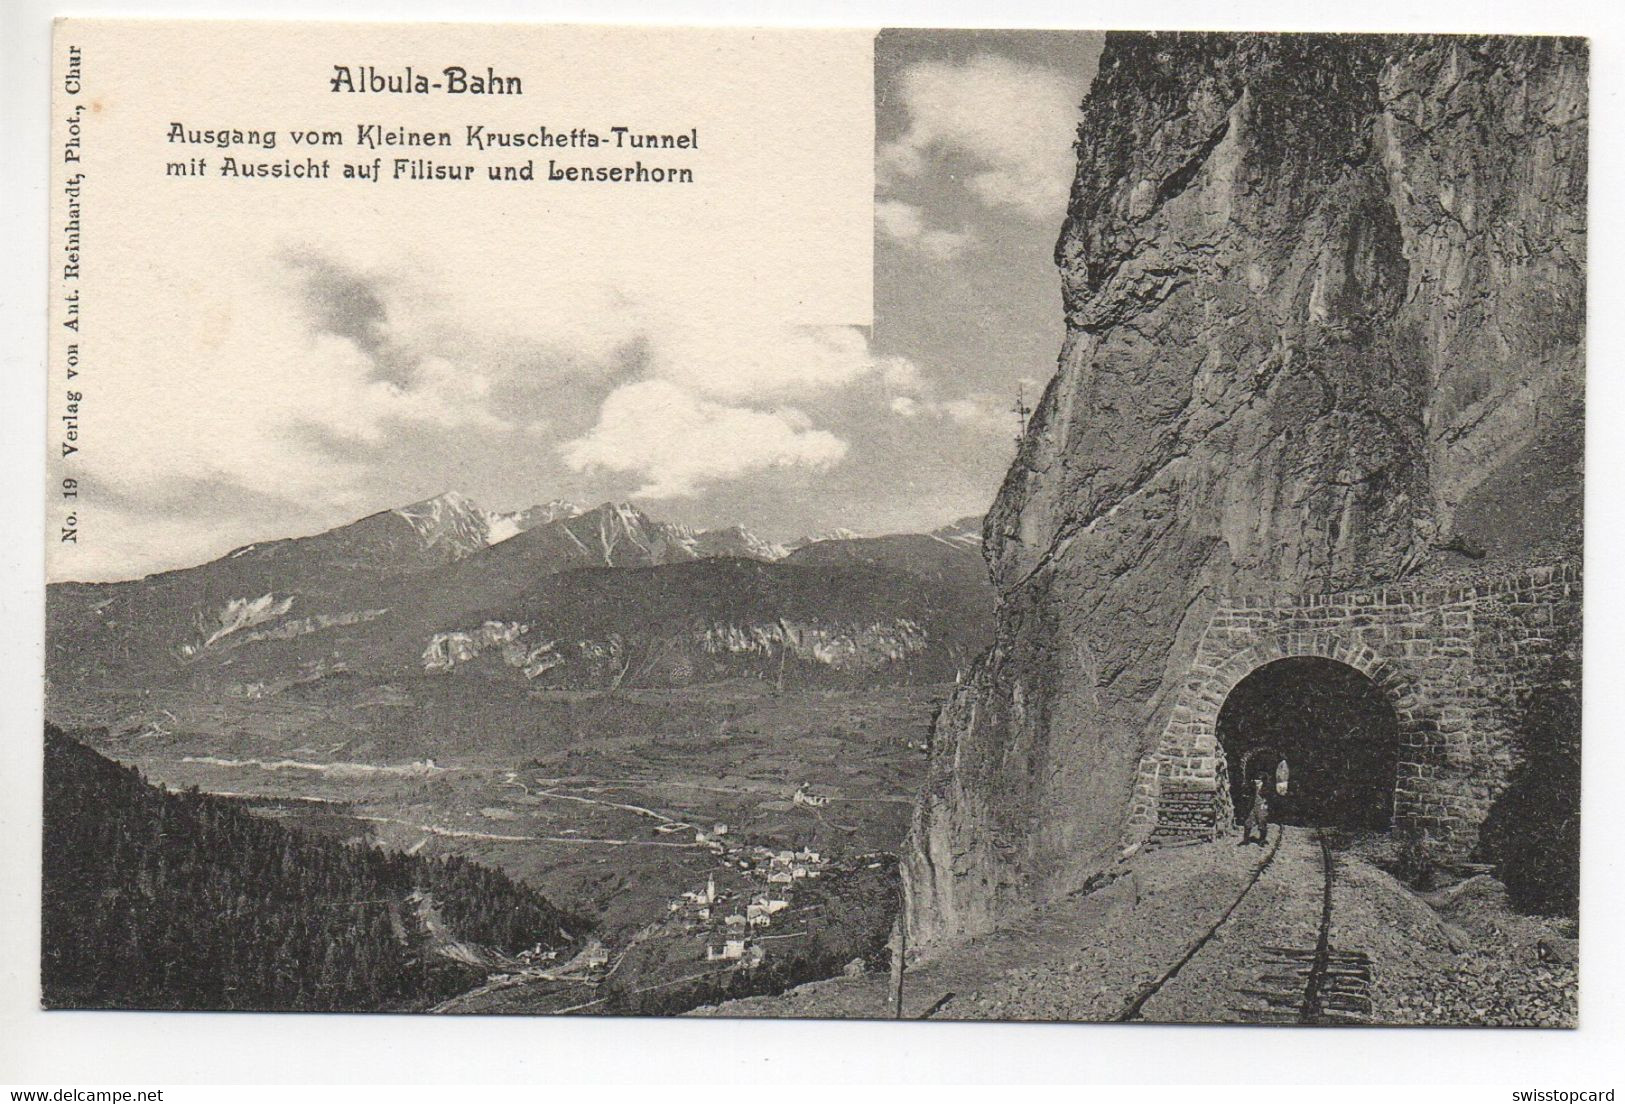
[42,725,582,1011]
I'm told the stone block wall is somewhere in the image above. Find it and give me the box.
[1125,562,1581,854]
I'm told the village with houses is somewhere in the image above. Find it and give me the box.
[426,773,906,1015]
[681,841,827,965]
[591,818,835,977]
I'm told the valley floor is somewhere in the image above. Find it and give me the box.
[54,680,936,1012]
[693,826,1577,1027]
[65,680,934,940]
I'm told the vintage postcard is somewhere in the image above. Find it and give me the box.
[42,21,1583,1028]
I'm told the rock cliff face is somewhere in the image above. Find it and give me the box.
[905,33,1586,948]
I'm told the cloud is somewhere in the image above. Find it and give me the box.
[875,199,978,260]
[75,247,540,572]
[651,323,918,403]
[559,379,848,498]
[880,54,1079,222]
[940,395,1014,434]
[70,233,952,578]
[889,391,1013,436]
[284,250,420,388]
[556,322,928,499]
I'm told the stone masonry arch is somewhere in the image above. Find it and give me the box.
[1125,564,1580,853]
[1215,653,1405,830]
[1199,633,1422,751]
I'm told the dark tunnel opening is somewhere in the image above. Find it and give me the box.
[1217,656,1400,831]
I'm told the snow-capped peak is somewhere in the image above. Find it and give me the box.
[485,500,584,545]
[692,525,789,562]
[788,527,864,551]
[393,491,491,555]
[928,515,984,549]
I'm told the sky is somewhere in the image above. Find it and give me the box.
[66,29,1103,582]
[871,29,1104,529]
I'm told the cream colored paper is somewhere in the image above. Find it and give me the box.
[47,20,873,579]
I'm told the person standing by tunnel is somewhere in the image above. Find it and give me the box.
[1240,776,1270,846]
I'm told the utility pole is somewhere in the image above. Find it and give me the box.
[892,890,907,1018]
[1011,383,1033,446]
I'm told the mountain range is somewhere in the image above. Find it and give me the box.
[46,494,991,704]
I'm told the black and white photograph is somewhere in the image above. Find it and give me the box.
[36,23,1587,1028]
[5,6,1613,1094]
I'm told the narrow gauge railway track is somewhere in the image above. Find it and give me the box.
[1117,827,1372,1025]
[1114,828,1283,1022]
[1230,829,1373,1025]
[1301,829,1340,1022]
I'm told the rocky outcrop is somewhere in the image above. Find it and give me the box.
[179,593,296,655]
[236,607,390,646]
[180,596,392,657]
[905,34,1585,949]
[698,617,930,671]
[420,614,943,686]
[421,620,531,672]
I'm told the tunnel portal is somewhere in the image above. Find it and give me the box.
[1216,656,1399,832]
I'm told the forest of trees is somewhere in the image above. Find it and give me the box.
[42,725,583,1011]
[1478,628,1583,917]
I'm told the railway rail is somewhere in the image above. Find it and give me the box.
[1116,826,1372,1025]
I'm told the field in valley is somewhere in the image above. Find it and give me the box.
[61,672,937,944]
